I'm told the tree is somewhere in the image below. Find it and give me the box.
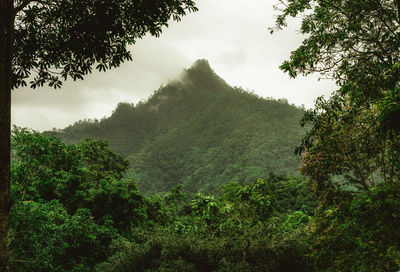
[0,0,197,269]
[273,0,400,269]
[273,0,400,193]
[9,128,157,271]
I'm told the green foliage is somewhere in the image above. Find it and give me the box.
[274,0,400,270]
[9,200,116,272]
[80,138,129,181]
[274,0,400,191]
[260,173,317,215]
[9,129,158,271]
[10,129,317,271]
[12,0,197,89]
[309,184,400,271]
[3,4,199,267]
[55,60,307,196]
[97,177,314,272]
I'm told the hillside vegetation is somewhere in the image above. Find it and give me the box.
[10,128,316,272]
[8,0,400,269]
[55,60,306,195]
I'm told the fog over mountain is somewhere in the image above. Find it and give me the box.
[53,60,307,195]
[11,0,336,131]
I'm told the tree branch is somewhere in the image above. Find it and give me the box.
[13,0,49,14]
[13,0,31,14]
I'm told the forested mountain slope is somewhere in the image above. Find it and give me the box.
[55,60,306,194]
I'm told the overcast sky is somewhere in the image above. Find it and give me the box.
[12,0,337,131]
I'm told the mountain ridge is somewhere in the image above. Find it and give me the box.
[54,59,307,194]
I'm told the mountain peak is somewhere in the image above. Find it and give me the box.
[182,59,228,90]
[187,59,216,77]
[57,59,306,195]
[190,59,212,70]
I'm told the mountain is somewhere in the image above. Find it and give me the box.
[54,59,307,195]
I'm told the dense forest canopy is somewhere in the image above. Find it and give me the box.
[0,0,197,269]
[273,0,400,270]
[9,128,316,271]
[54,60,307,195]
[4,0,400,271]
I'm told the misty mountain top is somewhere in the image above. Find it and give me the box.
[53,59,306,194]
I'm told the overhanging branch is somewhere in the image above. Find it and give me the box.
[13,0,50,14]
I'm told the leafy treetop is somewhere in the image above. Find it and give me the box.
[12,0,197,89]
[273,0,400,194]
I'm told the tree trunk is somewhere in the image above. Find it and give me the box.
[0,1,14,271]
